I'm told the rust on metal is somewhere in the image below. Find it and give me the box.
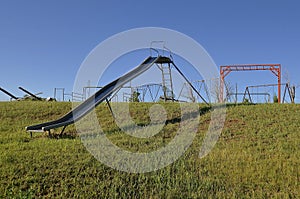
[220,64,281,103]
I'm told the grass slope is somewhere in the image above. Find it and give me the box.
[0,101,299,198]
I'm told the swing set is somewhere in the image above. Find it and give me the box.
[242,83,295,103]
[220,64,281,103]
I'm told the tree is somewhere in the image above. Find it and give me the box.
[210,78,234,103]
[273,94,278,103]
[130,91,140,102]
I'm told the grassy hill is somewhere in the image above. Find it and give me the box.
[0,101,299,198]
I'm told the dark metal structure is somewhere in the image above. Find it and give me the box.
[227,92,271,103]
[243,83,294,103]
[18,87,42,101]
[242,89,271,103]
[177,82,195,102]
[133,83,164,102]
[83,86,102,100]
[0,87,43,101]
[282,83,296,103]
[156,60,174,101]
[0,87,19,100]
[26,55,208,136]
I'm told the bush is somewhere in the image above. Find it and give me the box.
[243,98,249,104]
[273,94,278,103]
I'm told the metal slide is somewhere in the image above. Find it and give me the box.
[26,56,163,133]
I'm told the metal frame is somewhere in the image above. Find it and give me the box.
[71,92,84,101]
[18,87,42,101]
[133,83,163,102]
[54,88,65,101]
[172,62,208,105]
[83,86,102,100]
[151,44,207,104]
[242,88,271,103]
[177,82,195,102]
[178,80,211,103]
[0,87,43,101]
[227,92,271,103]
[282,83,295,103]
[220,64,281,103]
[156,61,175,102]
[0,87,19,100]
[243,83,290,103]
[27,54,209,138]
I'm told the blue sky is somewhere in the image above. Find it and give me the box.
[0,0,299,102]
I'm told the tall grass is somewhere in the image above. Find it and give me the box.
[0,101,299,198]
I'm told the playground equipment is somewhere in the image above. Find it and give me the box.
[132,83,163,102]
[242,83,295,103]
[0,87,46,101]
[18,87,42,101]
[54,88,89,102]
[129,83,176,103]
[18,87,55,101]
[83,86,123,102]
[83,86,102,100]
[177,79,214,103]
[282,83,296,103]
[157,58,174,101]
[0,87,19,100]
[178,82,196,102]
[26,55,208,136]
[220,64,281,103]
[227,92,271,103]
[242,89,271,103]
[151,42,175,102]
[54,88,65,101]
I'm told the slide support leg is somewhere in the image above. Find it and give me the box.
[60,126,67,136]
[106,98,115,119]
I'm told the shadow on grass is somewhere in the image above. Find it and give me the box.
[52,132,78,139]
[102,104,214,133]
[225,102,256,108]
[35,102,258,139]
[163,102,256,125]
[29,130,78,140]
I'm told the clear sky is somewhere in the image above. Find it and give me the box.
[0,0,299,102]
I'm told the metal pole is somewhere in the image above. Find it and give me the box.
[18,87,42,100]
[172,62,209,105]
[0,87,19,100]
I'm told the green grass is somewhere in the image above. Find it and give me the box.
[0,101,299,198]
